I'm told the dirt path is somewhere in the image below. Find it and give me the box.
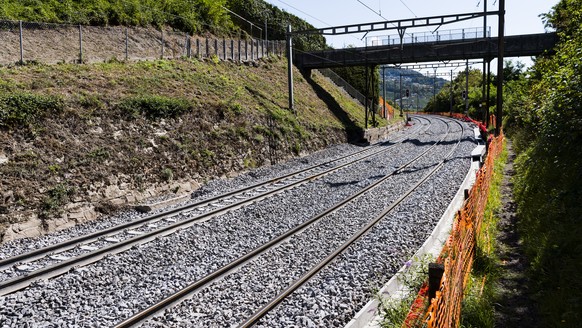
[493,140,539,327]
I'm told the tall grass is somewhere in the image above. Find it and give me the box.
[460,141,508,328]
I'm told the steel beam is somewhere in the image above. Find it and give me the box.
[296,33,557,69]
[293,11,499,36]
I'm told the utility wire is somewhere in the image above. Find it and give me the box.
[276,0,364,46]
[277,0,332,27]
[398,0,418,17]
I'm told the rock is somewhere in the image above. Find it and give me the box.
[0,152,9,165]
[135,193,190,213]
[2,190,14,204]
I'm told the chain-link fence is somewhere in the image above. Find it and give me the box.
[0,20,285,66]
[316,68,366,106]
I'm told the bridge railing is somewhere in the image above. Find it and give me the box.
[315,68,367,106]
[366,27,491,47]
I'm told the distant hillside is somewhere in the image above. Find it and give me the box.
[381,68,447,111]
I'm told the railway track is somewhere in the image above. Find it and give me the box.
[242,118,465,327]
[0,116,432,296]
[114,117,464,327]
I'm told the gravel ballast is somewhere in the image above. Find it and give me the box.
[0,116,477,327]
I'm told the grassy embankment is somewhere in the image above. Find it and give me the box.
[0,55,380,232]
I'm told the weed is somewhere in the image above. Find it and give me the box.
[229,101,243,114]
[460,141,508,328]
[117,95,192,120]
[48,164,61,173]
[253,124,272,137]
[201,149,215,159]
[0,92,64,129]
[87,147,110,160]
[243,156,256,168]
[253,134,265,143]
[161,167,174,182]
[78,93,105,111]
[40,183,75,219]
[292,141,301,155]
[377,254,433,328]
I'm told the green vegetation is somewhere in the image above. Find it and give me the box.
[0,55,369,225]
[0,0,326,50]
[377,255,433,328]
[0,92,64,129]
[0,0,233,35]
[502,1,582,326]
[424,68,494,121]
[225,0,326,50]
[460,142,508,328]
[117,95,193,120]
[40,183,75,219]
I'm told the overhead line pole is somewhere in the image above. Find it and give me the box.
[496,0,505,135]
[465,59,469,115]
[286,25,294,114]
[481,0,489,126]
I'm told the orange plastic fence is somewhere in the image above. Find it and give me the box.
[378,97,395,120]
[403,131,505,328]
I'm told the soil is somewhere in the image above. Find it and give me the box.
[494,140,539,327]
[0,52,373,241]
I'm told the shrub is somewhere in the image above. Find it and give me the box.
[117,95,193,120]
[40,183,75,219]
[0,92,64,129]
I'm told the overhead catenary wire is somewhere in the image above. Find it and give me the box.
[277,0,364,46]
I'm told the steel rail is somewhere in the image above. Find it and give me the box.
[113,117,459,328]
[0,117,431,295]
[239,118,464,327]
[0,117,427,270]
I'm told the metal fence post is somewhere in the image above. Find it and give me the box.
[78,24,83,63]
[19,20,24,64]
[251,39,254,61]
[125,27,129,61]
[187,36,191,58]
[238,39,241,62]
[196,38,200,58]
[161,28,164,59]
[206,37,209,58]
[214,38,218,57]
[245,40,248,61]
[222,39,226,60]
[230,39,234,61]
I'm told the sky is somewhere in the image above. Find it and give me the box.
[263,0,560,75]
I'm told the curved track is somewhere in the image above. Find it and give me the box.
[0,115,476,328]
[115,117,465,327]
[0,117,430,295]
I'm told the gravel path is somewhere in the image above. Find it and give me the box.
[0,116,476,327]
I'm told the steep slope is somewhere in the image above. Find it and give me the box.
[0,56,372,241]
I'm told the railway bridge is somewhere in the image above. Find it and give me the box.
[283,8,559,133]
[295,33,558,69]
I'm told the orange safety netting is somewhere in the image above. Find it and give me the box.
[379,97,395,120]
[403,129,505,328]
